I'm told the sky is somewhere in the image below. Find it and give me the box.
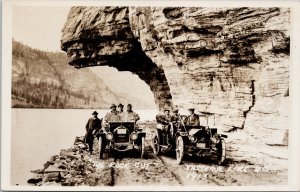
[13,6,70,52]
[12,6,155,104]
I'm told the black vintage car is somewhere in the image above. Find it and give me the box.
[152,118,227,165]
[97,122,146,159]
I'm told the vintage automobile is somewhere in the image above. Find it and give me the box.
[152,117,227,165]
[97,121,146,159]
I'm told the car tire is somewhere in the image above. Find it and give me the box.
[176,136,185,165]
[153,130,161,156]
[141,136,145,158]
[98,136,103,159]
[217,138,226,165]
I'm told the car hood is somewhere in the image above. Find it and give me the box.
[188,128,202,135]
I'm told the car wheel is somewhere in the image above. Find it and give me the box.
[176,136,185,165]
[217,138,226,165]
[153,132,161,156]
[98,136,103,159]
[141,136,145,158]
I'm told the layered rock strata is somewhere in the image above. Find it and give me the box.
[61,7,289,145]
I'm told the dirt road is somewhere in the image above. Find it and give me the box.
[86,138,287,187]
[28,122,288,187]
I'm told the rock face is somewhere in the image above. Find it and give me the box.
[61,7,289,145]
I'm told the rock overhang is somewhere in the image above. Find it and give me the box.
[61,6,290,145]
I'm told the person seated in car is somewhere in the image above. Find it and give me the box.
[103,104,121,128]
[185,108,210,139]
[171,108,180,122]
[117,103,124,120]
[123,103,140,123]
[185,108,200,127]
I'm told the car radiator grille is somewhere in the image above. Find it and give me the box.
[114,128,130,143]
[115,135,129,143]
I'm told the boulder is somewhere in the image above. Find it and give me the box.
[27,177,42,184]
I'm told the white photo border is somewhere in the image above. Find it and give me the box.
[2,0,300,191]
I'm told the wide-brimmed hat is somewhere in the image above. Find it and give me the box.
[164,109,170,112]
[118,103,124,107]
[92,111,98,115]
[110,104,117,108]
[188,108,195,111]
[127,103,132,107]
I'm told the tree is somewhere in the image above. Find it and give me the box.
[55,95,59,107]
[64,95,68,106]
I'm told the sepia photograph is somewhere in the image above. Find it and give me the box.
[1,0,300,191]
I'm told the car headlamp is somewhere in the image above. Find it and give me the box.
[130,132,138,140]
[189,135,197,143]
[106,132,113,140]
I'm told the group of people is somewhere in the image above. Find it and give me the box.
[84,104,201,154]
[84,103,140,155]
[156,107,201,146]
[104,103,140,124]
[156,107,200,127]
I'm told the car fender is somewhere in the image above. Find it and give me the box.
[137,132,146,138]
[188,128,202,135]
[155,128,163,137]
[96,132,106,139]
[175,132,189,143]
[133,132,146,144]
[156,128,164,143]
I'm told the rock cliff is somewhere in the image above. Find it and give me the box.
[61,7,289,145]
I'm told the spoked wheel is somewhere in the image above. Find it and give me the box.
[153,134,161,156]
[98,136,104,159]
[216,138,226,165]
[176,136,185,165]
[140,137,145,158]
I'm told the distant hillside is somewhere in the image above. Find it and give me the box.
[12,40,156,109]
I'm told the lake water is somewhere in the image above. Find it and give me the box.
[11,108,158,185]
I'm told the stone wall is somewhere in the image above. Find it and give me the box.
[61,7,289,145]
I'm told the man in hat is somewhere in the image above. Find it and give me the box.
[117,103,125,121]
[123,104,140,123]
[185,108,200,127]
[156,109,172,146]
[171,108,180,122]
[156,109,172,125]
[85,111,102,155]
[104,104,121,124]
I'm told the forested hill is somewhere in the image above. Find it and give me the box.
[11,40,155,109]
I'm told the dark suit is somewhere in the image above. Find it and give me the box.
[156,114,172,144]
[84,117,102,154]
[185,114,200,126]
[171,114,180,122]
[156,114,171,125]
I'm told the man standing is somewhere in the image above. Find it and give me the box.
[85,111,102,155]
[185,108,200,127]
[156,109,172,145]
[156,109,171,125]
[123,104,140,123]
